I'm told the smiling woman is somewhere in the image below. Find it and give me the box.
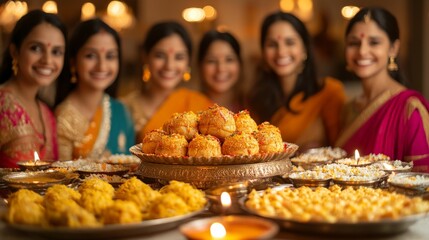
[0,9,67,167]
[54,18,135,160]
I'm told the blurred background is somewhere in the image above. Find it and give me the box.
[1,0,428,102]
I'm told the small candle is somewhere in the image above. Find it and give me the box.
[180,215,278,240]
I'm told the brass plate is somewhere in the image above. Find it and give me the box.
[138,159,292,189]
[130,142,298,165]
[2,171,68,190]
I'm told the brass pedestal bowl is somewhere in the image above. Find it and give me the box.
[138,159,292,189]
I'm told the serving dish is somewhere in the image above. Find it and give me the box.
[138,159,292,189]
[332,174,389,189]
[374,160,413,174]
[2,171,72,192]
[388,172,429,196]
[5,208,205,240]
[239,185,429,236]
[130,142,298,165]
[16,160,53,171]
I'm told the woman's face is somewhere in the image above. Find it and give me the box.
[75,31,119,92]
[146,34,189,90]
[345,20,398,80]
[263,21,307,79]
[13,22,65,87]
[201,40,240,94]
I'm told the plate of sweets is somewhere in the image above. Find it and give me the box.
[131,105,298,165]
[388,172,429,196]
[3,178,208,240]
[241,185,429,236]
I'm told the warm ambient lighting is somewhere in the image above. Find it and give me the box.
[42,1,58,14]
[0,1,28,32]
[279,0,313,22]
[103,0,134,31]
[182,7,205,22]
[203,5,217,20]
[81,2,96,20]
[341,6,360,19]
[210,222,227,239]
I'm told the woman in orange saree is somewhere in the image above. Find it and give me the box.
[0,10,67,167]
[335,7,429,172]
[247,11,346,151]
[121,21,212,143]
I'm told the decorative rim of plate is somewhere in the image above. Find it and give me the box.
[130,142,298,165]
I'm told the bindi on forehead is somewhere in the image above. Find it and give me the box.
[167,48,175,54]
[360,33,365,39]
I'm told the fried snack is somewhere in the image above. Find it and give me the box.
[146,193,189,219]
[44,184,81,204]
[254,122,284,154]
[6,189,45,226]
[79,190,114,216]
[45,198,100,227]
[159,180,207,211]
[234,110,258,134]
[142,128,166,154]
[222,132,259,156]
[101,200,142,224]
[163,111,199,141]
[78,177,115,198]
[188,134,222,158]
[198,104,236,140]
[154,133,188,157]
[115,177,161,213]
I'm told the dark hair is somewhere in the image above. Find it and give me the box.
[345,7,403,83]
[0,9,68,84]
[248,11,321,122]
[197,30,245,106]
[55,18,121,106]
[142,21,192,59]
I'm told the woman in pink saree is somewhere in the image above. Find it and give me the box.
[0,10,67,167]
[335,7,429,172]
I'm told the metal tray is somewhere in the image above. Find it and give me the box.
[332,174,388,189]
[239,195,428,236]
[288,177,331,188]
[5,209,205,240]
[388,172,429,192]
[130,142,298,165]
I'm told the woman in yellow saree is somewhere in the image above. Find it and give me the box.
[55,19,135,160]
[121,21,212,143]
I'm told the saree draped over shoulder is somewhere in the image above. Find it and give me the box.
[56,94,135,160]
[271,77,346,150]
[122,88,212,143]
[336,90,429,172]
[0,89,58,167]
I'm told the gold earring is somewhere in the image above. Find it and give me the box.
[183,67,191,82]
[70,67,77,83]
[387,56,398,71]
[142,65,151,82]
[12,58,18,76]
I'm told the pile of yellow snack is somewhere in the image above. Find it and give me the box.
[5,177,206,227]
[245,185,429,223]
[142,104,284,157]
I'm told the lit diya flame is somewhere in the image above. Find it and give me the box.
[220,192,231,208]
[34,151,40,164]
[354,149,360,164]
[210,222,226,239]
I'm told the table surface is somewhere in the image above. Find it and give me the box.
[1,213,428,240]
